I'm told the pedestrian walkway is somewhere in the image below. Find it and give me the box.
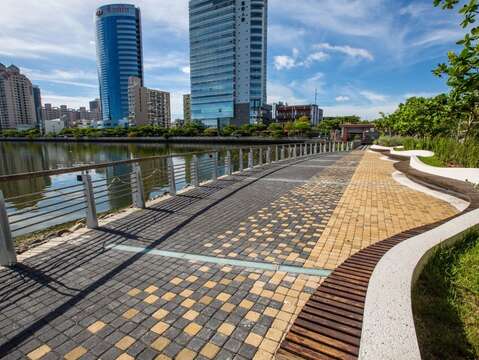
[0,150,457,360]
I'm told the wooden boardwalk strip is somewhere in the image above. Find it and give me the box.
[277,155,479,360]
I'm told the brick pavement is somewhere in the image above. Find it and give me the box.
[0,150,457,360]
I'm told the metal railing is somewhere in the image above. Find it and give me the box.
[0,140,355,266]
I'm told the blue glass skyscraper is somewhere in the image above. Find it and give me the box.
[95,4,143,128]
[189,0,268,128]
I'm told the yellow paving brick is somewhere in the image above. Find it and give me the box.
[170,277,182,285]
[64,346,87,360]
[239,299,254,310]
[265,328,283,342]
[27,345,51,360]
[154,355,171,360]
[200,343,220,359]
[217,323,235,336]
[245,332,263,347]
[176,349,197,360]
[184,322,202,336]
[127,288,141,296]
[115,336,136,350]
[162,292,176,301]
[144,285,158,294]
[199,295,213,305]
[152,309,169,320]
[116,354,135,360]
[245,311,261,322]
[122,309,139,320]
[144,295,159,304]
[186,275,198,282]
[260,338,279,354]
[216,292,231,302]
[180,289,193,298]
[150,337,170,351]
[221,303,235,312]
[151,321,170,335]
[181,298,196,308]
[183,310,199,321]
[203,280,217,289]
[87,321,106,334]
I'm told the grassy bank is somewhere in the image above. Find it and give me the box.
[419,155,445,167]
[413,231,479,359]
[376,136,479,168]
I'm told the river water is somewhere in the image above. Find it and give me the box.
[0,141,246,236]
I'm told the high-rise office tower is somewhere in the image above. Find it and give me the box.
[95,4,143,128]
[32,85,43,130]
[128,77,171,128]
[189,0,268,128]
[0,64,36,130]
[183,94,191,123]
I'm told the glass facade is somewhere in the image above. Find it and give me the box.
[189,0,267,128]
[95,4,143,128]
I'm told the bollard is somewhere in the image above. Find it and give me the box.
[226,150,232,175]
[239,149,244,172]
[167,157,177,195]
[248,148,254,169]
[81,173,98,229]
[212,152,219,180]
[266,147,271,164]
[259,148,263,166]
[0,191,16,266]
[191,155,199,187]
[131,163,146,209]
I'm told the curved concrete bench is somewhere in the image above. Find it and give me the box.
[390,149,434,158]
[411,155,479,185]
[277,151,479,360]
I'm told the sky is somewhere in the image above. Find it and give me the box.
[0,0,465,120]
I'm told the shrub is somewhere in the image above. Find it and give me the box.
[203,128,218,137]
[376,135,410,147]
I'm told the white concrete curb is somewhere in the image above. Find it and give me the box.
[390,149,434,158]
[410,155,479,185]
[359,208,479,360]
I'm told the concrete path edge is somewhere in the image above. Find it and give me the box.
[359,207,479,360]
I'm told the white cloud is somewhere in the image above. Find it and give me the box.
[399,3,430,18]
[322,102,398,120]
[314,43,374,61]
[268,25,307,47]
[267,81,306,105]
[335,96,350,102]
[144,52,189,71]
[412,29,465,47]
[274,55,297,70]
[181,66,191,74]
[274,49,328,70]
[360,90,387,102]
[22,68,98,88]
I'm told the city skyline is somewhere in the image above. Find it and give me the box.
[0,0,467,120]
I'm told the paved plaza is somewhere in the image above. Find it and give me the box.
[0,150,457,359]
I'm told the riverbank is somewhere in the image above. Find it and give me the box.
[413,230,479,359]
[0,136,315,145]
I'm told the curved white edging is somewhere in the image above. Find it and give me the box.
[392,171,469,212]
[411,155,479,185]
[390,148,434,158]
[359,209,479,360]
[371,144,393,151]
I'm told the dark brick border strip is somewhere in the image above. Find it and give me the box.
[277,152,479,360]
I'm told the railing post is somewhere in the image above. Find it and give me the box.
[212,152,218,180]
[266,147,271,164]
[0,191,16,266]
[275,145,279,162]
[239,149,244,172]
[131,163,145,209]
[315,143,318,154]
[81,173,98,229]
[167,157,177,195]
[248,148,254,169]
[191,155,199,187]
[226,150,232,175]
[259,148,263,166]
[293,144,297,158]
[281,146,285,160]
